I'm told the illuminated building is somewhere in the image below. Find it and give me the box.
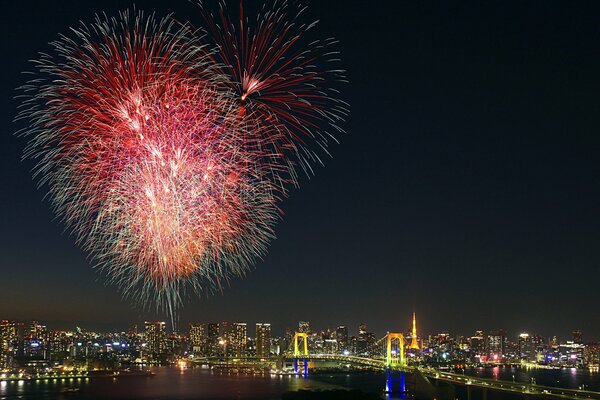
[1,320,16,368]
[206,323,220,356]
[584,343,600,367]
[25,321,48,359]
[357,323,375,356]
[573,330,583,344]
[323,338,338,354]
[298,321,310,334]
[255,323,271,358]
[518,333,534,361]
[349,335,357,355]
[486,330,506,360]
[1,320,24,369]
[48,330,69,363]
[335,326,348,354]
[469,330,485,357]
[144,321,166,358]
[189,323,206,354]
[560,341,585,366]
[531,335,547,362]
[359,323,367,336]
[224,322,247,357]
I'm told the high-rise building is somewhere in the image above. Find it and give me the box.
[518,333,533,361]
[206,323,220,356]
[29,321,47,339]
[25,321,48,359]
[573,330,583,344]
[48,330,69,363]
[470,331,485,357]
[255,323,271,358]
[298,321,310,334]
[189,323,206,354]
[1,320,15,368]
[486,330,506,360]
[225,323,247,357]
[323,337,338,354]
[584,343,600,366]
[335,326,348,354]
[144,321,166,358]
[358,323,367,336]
[1,320,23,369]
[357,323,374,355]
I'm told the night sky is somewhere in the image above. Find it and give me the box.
[1,1,599,340]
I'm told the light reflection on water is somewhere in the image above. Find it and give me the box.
[385,371,406,399]
[465,365,600,391]
[0,366,599,400]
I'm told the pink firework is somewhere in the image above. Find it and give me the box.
[18,11,278,311]
[17,2,346,314]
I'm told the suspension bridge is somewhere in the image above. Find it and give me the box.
[191,331,600,400]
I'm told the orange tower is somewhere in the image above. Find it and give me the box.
[409,312,419,350]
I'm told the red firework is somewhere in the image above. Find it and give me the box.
[17,2,346,313]
[19,11,278,311]
[198,0,349,184]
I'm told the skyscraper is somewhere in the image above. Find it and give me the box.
[144,321,166,358]
[0,320,23,369]
[486,330,506,360]
[518,333,533,361]
[206,323,220,356]
[298,321,310,334]
[336,326,348,354]
[357,323,373,355]
[225,323,247,357]
[1,320,15,368]
[189,323,206,354]
[255,323,271,358]
[25,321,48,359]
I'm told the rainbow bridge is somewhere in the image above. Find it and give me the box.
[192,332,600,400]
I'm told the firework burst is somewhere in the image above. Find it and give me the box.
[198,0,349,186]
[17,2,346,315]
[18,11,278,312]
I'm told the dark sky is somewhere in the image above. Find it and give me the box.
[1,1,599,340]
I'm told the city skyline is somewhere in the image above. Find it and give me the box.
[0,315,594,345]
[1,0,600,339]
[2,314,597,368]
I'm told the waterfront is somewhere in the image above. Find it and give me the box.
[0,367,367,400]
[461,365,600,391]
[1,366,600,400]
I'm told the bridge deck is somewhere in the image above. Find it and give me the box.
[419,368,600,400]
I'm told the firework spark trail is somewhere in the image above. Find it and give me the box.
[198,0,349,188]
[17,2,346,316]
[18,11,278,313]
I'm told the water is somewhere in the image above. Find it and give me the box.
[1,366,599,400]
[461,365,600,391]
[0,368,362,400]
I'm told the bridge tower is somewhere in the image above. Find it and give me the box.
[409,312,419,350]
[386,333,405,367]
[293,332,308,375]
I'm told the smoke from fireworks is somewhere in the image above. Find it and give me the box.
[17,2,346,314]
